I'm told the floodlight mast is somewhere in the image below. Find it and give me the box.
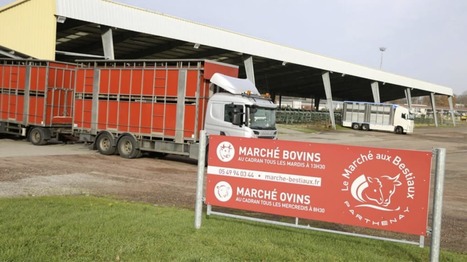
[379,47,386,69]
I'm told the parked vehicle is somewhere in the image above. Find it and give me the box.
[0,59,75,144]
[341,101,414,134]
[73,60,277,159]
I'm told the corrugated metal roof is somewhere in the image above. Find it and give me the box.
[0,0,453,101]
[53,0,452,98]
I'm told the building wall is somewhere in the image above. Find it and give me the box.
[0,0,56,59]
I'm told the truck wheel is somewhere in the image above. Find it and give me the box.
[351,123,360,130]
[117,135,141,159]
[29,127,47,145]
[395,126,404,134]
[96,132,116,155]
[361,124,369,131]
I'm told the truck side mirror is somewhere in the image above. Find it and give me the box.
[232,107,243,126]
[225,103,244,126]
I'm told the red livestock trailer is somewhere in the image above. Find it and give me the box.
[0,59,75,144]
[73,59,241,159]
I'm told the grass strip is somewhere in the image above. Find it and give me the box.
[0,196,464,261]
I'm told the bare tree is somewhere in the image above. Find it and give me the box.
[456,91,467,106]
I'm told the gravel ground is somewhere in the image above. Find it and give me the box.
[0,124,466,253]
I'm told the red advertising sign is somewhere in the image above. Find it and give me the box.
[206,136,432,236]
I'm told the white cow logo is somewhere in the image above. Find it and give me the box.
[214,181,233,202]
[351,174,402,211]
[216,141,235,162]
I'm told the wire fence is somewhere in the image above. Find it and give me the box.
[276,109,342,125]
[277,109,463,127]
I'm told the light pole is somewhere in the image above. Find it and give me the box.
[379,47,386,69]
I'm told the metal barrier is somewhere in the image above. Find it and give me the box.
[276,109,342,125]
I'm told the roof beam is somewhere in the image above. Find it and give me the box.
[122,39,186,58]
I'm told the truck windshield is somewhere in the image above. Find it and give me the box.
[247,107,276,130]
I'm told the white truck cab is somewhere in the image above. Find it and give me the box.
[205,73,277,139]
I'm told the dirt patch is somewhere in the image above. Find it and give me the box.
[0,125,466,253]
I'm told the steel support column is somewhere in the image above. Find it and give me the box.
[243,56,255,84]
[430,93,438,127]
[404,88,413,111]
[448,96,456,126]
[0,50,22,59]
[371,82,380,103]
[101,27,115,60]
[322,72,336,129]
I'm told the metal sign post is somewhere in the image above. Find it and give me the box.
[430,148,446,262]
[194,130,207,229]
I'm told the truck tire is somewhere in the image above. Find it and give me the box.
[117,135,141,159]
[395,126,404,134]
[361,124,370,131]
[29,127,48,145]
[351,123,360,130]
[96,132,116,155]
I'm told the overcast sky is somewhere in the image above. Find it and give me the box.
[1,0,466,95]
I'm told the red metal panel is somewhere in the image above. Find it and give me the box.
[0,64,25,123]
[117,70,131,94]
[163,104,176,137]
[5,94,22,121]
[150,103,164,134]
[0,61,75,129]
[154,70,167,96]
[15,95,24,122]
[142,69,156,96]
[97,100,109,130]
[45,65,75,126]
[165,70,179,97]
[183,105,196,138]
[4,94,14,120]
[52,64,75,90]
[117,101,129,132]
[106,101,118,130]
[47,89,71,125]
[29,66,47,92]
[0,94,6,120]
[98,69,110,93]
[99,69,118,94]
[73,99,92,129]
[75,69,94,94]
[0,65,26,90]
[129,102,142,133]
[139,102,153,134]
[185,70,199,97]
[129,69,143,96]
[204,60,239,79]
[28,96,44,125]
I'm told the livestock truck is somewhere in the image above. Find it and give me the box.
[0,59,75,144]
[73,60,278,159]
[341,101,414,134]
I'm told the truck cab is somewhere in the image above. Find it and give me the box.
[205,73,277,139]
[394,105,415,134]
